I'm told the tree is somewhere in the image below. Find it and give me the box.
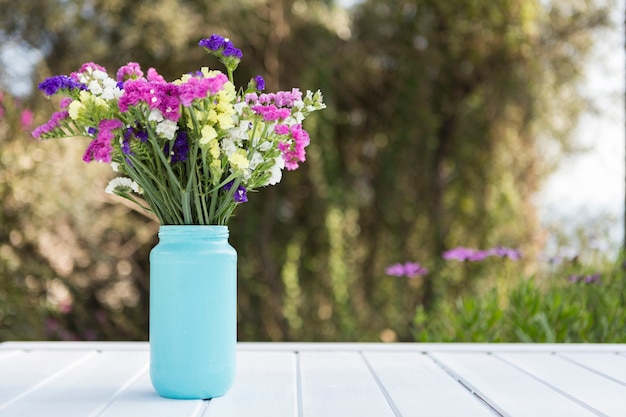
[0,0,613,342]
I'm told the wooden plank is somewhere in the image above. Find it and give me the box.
[96,371,207,417]
[0,350,97,408]
[498,352,626,417]
[236,342,626,353]
[0,341,149,351]
[204,351,298,417]
[0,350,149,417]
[431,352,599,417]
[298,351,396,417]
[363,351,497,416]
[559,352,626,384]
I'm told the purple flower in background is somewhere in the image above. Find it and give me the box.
[584,274,601,284]
[222,181,248,203]
[386,261,428,278]
[442,247,480,262]
[567,274,602,284]
[443,246,521,262]
[488,246,522,260]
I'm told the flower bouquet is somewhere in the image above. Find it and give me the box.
[32,34,325,225]
[32,34,325,399]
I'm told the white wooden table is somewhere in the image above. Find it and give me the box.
[1,342,626,417]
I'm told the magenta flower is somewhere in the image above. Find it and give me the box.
[82,119,123,163]
[116,62,144,82]
[31,110,70,139]
[386,261,428,278]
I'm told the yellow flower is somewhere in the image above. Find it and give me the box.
[208,139,220,159]
[68,100,83,120]
[228,150,249,171]
[217,113,234,130]
[199,125,218,145]
[209,159,222,182]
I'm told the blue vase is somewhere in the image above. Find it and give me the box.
[149,225,237,399]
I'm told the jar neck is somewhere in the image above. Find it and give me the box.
[158,225,229,240]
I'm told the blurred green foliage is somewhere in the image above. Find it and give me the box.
[0,0,617,342]
[414,255,626,343]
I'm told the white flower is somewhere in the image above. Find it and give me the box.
[93,69,108,80]
[220,137,238,156]
[156,119,178,140]
[265,155,285,186]
[111,162,120,172]
[249,151,264,170]
[148,109,164,122]
[101,77,123,100]
[228,120,252,141]
[88,80,103,95]
[105,177,142,195]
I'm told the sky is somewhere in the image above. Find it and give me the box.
[535,3,625,251]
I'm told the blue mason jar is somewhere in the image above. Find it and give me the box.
[149,225,237,399]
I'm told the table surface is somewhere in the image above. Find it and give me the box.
[1,342,626,417]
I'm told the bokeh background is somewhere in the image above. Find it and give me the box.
[1,0,624,343]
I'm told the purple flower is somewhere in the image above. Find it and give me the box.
[222,181,248,203]
[199,34,225,51]
[385,261,428,278]
[38,75,86,96]
[254,75,265,91]
[199,34,243,60]
[222,40,243,58]
[164,131,189,163]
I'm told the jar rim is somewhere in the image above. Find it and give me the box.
[158,225,229,236]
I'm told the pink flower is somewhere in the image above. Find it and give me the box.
[276,124,310,170]
[20,109,34,130]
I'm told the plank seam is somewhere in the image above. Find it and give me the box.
[89,363,149,417]
[558,353,626,387]
[0,350,100,411]
[359,351,405,417]
[295,350,304,417]
[425,352,506,417]
[492,353,610,417]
